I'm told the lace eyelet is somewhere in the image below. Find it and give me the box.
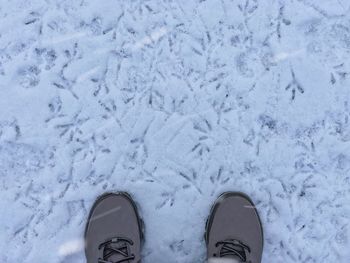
[214,239,250,261]
[98,237,135,263]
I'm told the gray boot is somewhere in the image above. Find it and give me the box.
[85,192,144,263]
[205,192,263,263]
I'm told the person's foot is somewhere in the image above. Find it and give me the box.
[85,192,144,263]
[205,192,263,263]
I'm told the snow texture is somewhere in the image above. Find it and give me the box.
[0,0,350,262]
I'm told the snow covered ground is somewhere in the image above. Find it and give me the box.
[1,0,350,262]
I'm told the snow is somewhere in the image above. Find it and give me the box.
[0,0,350,262]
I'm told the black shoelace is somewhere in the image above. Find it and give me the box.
[214,239,251,262]
[98,237,135,263]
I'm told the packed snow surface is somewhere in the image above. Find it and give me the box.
[0,0,350,262]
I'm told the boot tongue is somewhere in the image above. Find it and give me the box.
[103,241,132,262]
